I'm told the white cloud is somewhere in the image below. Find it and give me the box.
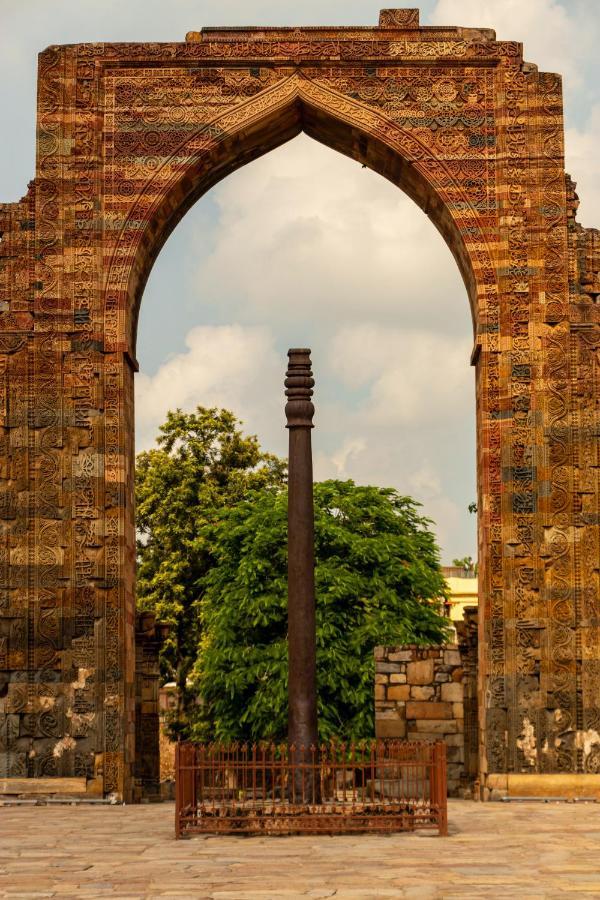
[194,135,469,337]
[329,324,473,426]
[328,438,368,478]
[407,464,443,501]
[135,323,284,453]
[565,105,600,229]
[430,0,589,89]
[313,430,472,559]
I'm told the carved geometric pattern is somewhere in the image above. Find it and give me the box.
[0,10,598,798]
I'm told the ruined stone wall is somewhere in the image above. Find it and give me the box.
[375,645,465,795]
[456,607,479,790]
[133,613,167,802]
[0,8,598,798]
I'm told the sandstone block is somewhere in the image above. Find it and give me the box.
[388,684,410,700]
[387,684,410,701]
[451,667,464,682]
[506,774,600,799]
[447,745,464,761]
[406,701,452,720]
[441,682,463,702]
[388,650,413,662]
[414,719,458,734]
[444,649,462,666]
[389,673,407,683]
[375,673,388,684]
[410,685,435,701]
[408,732,437,742]
[406,658,433,685]
[375,717,406,739]
[0,777,87,795]
[375,684,386,701]
[452,702,464,718]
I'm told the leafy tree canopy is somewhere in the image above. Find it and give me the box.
[194,479,450,742]
[135,407,286,733]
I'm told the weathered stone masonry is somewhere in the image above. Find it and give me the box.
[134,612,168,802]
[0,8,598,798]
[375,645,467,796]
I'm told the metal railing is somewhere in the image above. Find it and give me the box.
[175,739,447,837]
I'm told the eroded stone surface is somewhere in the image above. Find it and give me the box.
[0,8,598,799]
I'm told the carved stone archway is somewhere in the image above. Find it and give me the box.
[0,8,598,800]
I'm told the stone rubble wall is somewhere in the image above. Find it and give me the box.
[374,645,465,796]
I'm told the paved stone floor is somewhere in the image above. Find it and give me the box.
[1,800,600,899]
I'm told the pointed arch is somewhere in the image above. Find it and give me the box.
[103,73,494,354]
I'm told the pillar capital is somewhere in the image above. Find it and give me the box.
[285,348,314,429]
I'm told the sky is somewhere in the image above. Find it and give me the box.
[1,1,598,563]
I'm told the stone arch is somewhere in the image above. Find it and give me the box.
[105,73,494,356]
[0,10,598,801]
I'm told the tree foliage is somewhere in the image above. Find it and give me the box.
[452,556,477,574]
[135,407,286,733]
[194,480,449,742]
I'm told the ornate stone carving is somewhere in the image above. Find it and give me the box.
[0,9,597,798]
[379,9,419,28]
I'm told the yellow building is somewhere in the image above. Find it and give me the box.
[441,566,478,630]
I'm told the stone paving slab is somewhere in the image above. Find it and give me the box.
[1,800,600,898]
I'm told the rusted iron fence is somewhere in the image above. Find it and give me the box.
[175,740,447,837]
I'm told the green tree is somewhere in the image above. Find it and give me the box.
[452,556,477,574]
[194,479,450,742]
[135,407,286,735]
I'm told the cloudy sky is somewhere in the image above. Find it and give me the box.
[2,1,598,562]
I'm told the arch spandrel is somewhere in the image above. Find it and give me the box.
[0,11,598,799]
